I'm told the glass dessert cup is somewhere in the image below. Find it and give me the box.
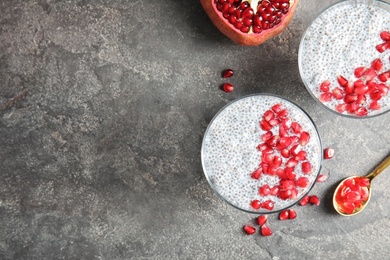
[298,0,390,118]
[201,94,323,214]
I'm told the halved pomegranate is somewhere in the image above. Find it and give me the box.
[200,0,300,46]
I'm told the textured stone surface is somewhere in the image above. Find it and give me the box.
[0,0,390,259]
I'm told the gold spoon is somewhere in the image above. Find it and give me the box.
[333,154,390,216]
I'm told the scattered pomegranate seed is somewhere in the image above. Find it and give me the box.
[243,225,256,235]
[309,195,320,206]
[261,199,275,210]
[316,174,328,183]
[257,215,268,226]
[337,75,348,87]
[259,184,271,196]
[222,83,234,92]
[323,148,335,159]
[279,209,289,220]
[380,31,390,41]
[222,69,234,78]
[260,224,273,236]
[288,209,297,219]
[251,168,262,179]
[299,195,309,206]
[371,58,383,71]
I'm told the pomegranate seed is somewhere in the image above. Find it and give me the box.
[259,184,271,196]
[268,118,281,126]
[281,148,290,158]
[355,106,368,117]
[369,100,381,110]
[260,224,273,236]
[286,158,298,168]
[290,144,301,157]
[257,143,270,151]
[251,168,262,179]
[279,209,289,220]
[271,103,282,113]
[353,79,364,88]
[317,174,329,182]
[290,122,302,134]
[380,31,390,41]
[299,131,310,146]
[261,199,274,210]
[270,185,280,196]
[376,42,390,53]
[295,150,307,161]
[378,71,389,82]
[319,80,331,92]
[344,94,358,103]
[377,83,388,95]
[309,195,320,206]
[280,179,294,190]
[370,90,383,101]
[295,176,309,188]
[288,209,297,219]
[301,161,312,174]
[363,68,377,81]
[251,200,261,209]
[324,148,335,159]
[277,109,289,118]
[260,120,272,131]
[356,94,366,105]
[257,215,268,226]
[243,225,256,235]
[261,131,273,141]
[299,195,309,206]
[371,58,383,71]
[354,67,366,78]
[263,110,275,121]
[222,69,234,78]
[284,167,296,180]
[346,102,358,113]
[335,103,347,113]
[357,177,370,187]
[354,85,368,95]
[344,82,354,94]
[332,87,344,100]
[222,83,234,92]
[319,92,332,102]
[337,75,348,87]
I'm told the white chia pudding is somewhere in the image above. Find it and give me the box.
[299,1,390,117]
[201,94,322,213]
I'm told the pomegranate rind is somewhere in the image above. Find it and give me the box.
[200,0,300,46]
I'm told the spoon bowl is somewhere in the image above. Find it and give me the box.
[333,154,390,216]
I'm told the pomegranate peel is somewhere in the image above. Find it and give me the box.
[200,0,300,46]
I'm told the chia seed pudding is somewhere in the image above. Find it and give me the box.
[201,94,322,213]
[299,1,390,117]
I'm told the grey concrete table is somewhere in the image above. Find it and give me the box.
[1,0,390,259]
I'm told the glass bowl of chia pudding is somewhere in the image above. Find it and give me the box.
[201,94,323,214]
[299,0,390,118]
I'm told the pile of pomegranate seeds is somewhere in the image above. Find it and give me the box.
[317,31,390,116]
[215,0,291,34]
[376,31,390,53]
[243,215,272,236]
[334,177,370,214]
[249,103,315,210]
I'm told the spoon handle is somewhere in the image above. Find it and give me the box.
[365,154,390,181]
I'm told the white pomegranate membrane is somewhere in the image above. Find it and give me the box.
[299,2,390,117]
[201,95,322,213]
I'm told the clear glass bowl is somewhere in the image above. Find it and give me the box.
[298,0,390,118]
[201,94,323,214]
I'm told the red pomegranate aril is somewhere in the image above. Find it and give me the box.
[380,31,390,41]
[266,135,280,147]
[299,195,309,206]
[370,90,383,101]
[260,120,272,131]
[243,225,256,235]
[242,7,254,19]
[277,109,289,119]
[270,185,280,196]
[337,75,348,87]
[377,83,388,95]
[295,150,307,161]
[354,85,368,95]
[356,94,366,105]
[278,190,292,200]
[335,103,347,113]
[378,71,389,82]
[371,58,383,71]
[284,167,296,180]
[369,100,381,110]
[240,26,250,33]
[324,148,335,159]
[261,199,274,210]
[376,42,390,53]
[320,80,331,92]
[355,106,368,117]
[263,110,275,121]
[261,131,273,141]
[228,15,237,24]
[290,122,302,134]
[302,161,312,174]
[259,184,271,196]
[290,144,301,157]
[271,103,282,113]
[272,156,282,168]
[344,82,354,94]
[222,83,234,92]
[363,68,377,81]
[251,168,262,179]
[257,215,268,226]
[257,143,270,151]
[354,67,366,78]
[295,176,309,188]
[309,195,320,206]
[261,224,273,236]
[276,136,292,149]
[319,92,332,102]
[346,102,358,113]
[332,87,344,100]
[262,153,274,164]
[288,209,297,219]
[251,200,261,209]
[344,94,358,103]
[222,69,234,78]
[261,163,269,174]
[317,174,328,182]
[281,148,290,158]
[279,209,289,220]
[280,179,295,190]
[286,158,298,168]
[299,131,310,146]
[268,118,281,126]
